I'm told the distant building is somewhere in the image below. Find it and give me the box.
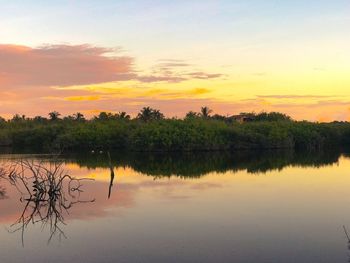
[231,114,254,123]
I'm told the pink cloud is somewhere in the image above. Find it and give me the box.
[135,75,187,83]
[0,44,223,87]
[0,44,134,87]
[186,72,223,79]
[146,60,223,82]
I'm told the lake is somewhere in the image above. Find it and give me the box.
[0,150,350,263]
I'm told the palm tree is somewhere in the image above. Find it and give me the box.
[137,107,152,122]
[96,112,112,120]
[185,111,200,119]
[48,111,61,121]
[11,114,25,122]
[33,116,48,122]
[151,109,164,120]
[200,106,213,118]
[137,107,164,122]
[116,111,130,120]
[73,112,85,121]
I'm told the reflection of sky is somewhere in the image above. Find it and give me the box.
[1,157,350,262]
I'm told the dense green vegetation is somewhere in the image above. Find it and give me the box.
[0,107,349,152]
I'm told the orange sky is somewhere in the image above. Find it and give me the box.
[0,1,349,121]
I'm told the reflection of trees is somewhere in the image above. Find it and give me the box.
[62,149,342,178]
[1,160,94,246]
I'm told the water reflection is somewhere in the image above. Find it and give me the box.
[63,149,342,178]
[0,185,6,199]
[107,151,115,199]
[1,150,350,262]
[0,168,7,199]
[343,226,350,262]
[0,159,94,245]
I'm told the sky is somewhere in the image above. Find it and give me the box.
[0,0,349,121]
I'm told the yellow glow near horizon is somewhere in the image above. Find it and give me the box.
[0,2,349,121]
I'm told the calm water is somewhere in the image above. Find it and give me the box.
[1,150,350,263]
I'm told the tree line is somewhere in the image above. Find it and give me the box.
[0,106,349,152]
[2,106,292,123]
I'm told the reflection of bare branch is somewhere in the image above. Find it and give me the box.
[2,159,95,246]
[107,152,115,199]
[344,226,350,242]
[0,185,6,199]
[343,226,350,262]
[0,168,8,199]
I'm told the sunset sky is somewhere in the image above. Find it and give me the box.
[0,0,349,121]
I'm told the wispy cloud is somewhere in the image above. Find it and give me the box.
[135,75,187,83]
[257,95,338,99]
[144,59,223,83]
[50,86,212,101]
[186,72,223,79]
